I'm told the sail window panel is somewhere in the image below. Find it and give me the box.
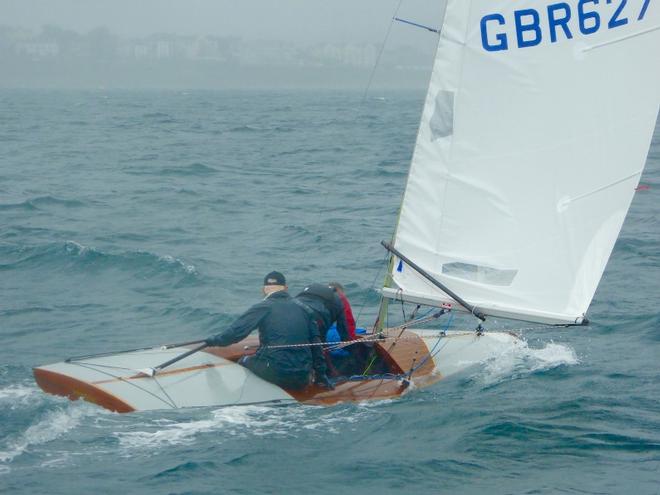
[442,262,517,286]
[430,90,455,140]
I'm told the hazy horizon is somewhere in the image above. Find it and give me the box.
[0,0,445,89]
[1,0,444,44]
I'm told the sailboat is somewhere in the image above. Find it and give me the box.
[34,1,659,412]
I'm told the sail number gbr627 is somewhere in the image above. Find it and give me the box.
[480,0,653,51]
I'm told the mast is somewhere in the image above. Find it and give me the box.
[376,1,450,332]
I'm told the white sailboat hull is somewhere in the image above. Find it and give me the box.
[34,330,520,412]
[412,329,523,378]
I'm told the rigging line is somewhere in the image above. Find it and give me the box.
[354,249,390,329]
[359,0,406,109]
[233,367,250,406]
[393,17,439,33]
[408,312,454,375]
[501,323,572,333]
[362,324,407,376]
[381,240,486,321]
[242,310,447,351]
[70,361,151,375]
[72,362,177,409]
[386,0,448,245]
[379,2,450,333]
[298,0,402,288]
[152,375,178,409]
[65,339,206,363]
[407,304,422,322]
[351,0,405,328]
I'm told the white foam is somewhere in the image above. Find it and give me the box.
[158,254,197,274]
[64,240,90,255]
[115,406,282,450]
[0,404,96,465]
[0,384,39,402]
[479,340,578,385]
[115,404,369,453]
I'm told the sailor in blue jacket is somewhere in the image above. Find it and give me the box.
[205,271,329,390]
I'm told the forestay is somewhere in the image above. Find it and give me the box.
[386,0,660,324]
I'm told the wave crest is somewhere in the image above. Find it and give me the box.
[479,341,579,386]
[0,403,98,465]
[2,241,198,279]
[0,196,85,211]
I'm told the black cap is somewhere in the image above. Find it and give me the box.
[263,271,286,286]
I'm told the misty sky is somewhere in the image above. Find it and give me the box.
[1,0,445,45]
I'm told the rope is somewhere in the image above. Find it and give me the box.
[359,307,447,375]
[152,375,178,409]
[502,323,573,333]
[359,0,406,109]
[363,325,405,375]
[295,0,405,301]
[69,361,149,375]
[243,309,448,351]
[72,362,177,409]
[407,312,454,376]
[353,250,389,327]
[65,339,206,363]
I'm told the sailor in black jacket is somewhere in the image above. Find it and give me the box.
[295,283,349,341]
[205,271,328,390]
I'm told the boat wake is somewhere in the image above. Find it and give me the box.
[0,384,40,404]
[477,340,579,386]
[114,405,368,454]
[0,402,100,468]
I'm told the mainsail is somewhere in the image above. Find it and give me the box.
[385,0,660,324]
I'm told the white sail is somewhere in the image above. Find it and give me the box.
[387,0,660,324]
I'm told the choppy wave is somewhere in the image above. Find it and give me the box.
[115,405,368,453]
[160,163,219,176]
[226,123,293,133]
[229,124,262,133]
[0,403,99,465]
[478,340,579,386]
[0,384,40,404]
[150,460,217,479]
[1,241,198,278]
[124,162,219,177]
[0,196,86,211]
[1,90,658,494]
[141,112,177,124]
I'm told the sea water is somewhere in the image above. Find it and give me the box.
[1,90,658,494]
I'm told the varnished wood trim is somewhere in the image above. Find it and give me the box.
[91,361,233,385]
[33,367,135,413]
[375,330,436,377]
[292,377,409,405]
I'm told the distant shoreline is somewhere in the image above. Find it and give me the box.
[0,60,430,91]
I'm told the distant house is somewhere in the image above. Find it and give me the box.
[15,42,60,58]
